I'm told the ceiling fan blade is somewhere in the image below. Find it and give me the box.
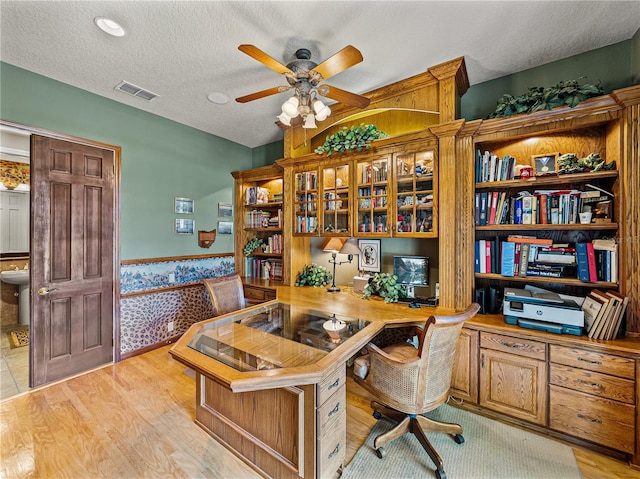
[312,45,363,80]
[238,44,293,75]
[236,86,289,103]
[321,85,370,109]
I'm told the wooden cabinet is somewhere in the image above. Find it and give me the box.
[393,149,438,236]
[294,166,320,235]
[320,162,351,236]
[549,344,635,454]
[450,328,478,402]
[355,154,392,236]
[232,165,287,282]
[479,331,547,425]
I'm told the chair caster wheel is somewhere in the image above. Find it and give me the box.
[435,470,447,479]
[375,447,386,459]
[373,411,382,420]
[453,434,464,444]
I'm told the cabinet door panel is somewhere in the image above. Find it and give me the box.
[450,328,478,403]
[480,348,547,425]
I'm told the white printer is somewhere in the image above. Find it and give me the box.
[503,286,584,336]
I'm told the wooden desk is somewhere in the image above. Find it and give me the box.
[169,286,436,479]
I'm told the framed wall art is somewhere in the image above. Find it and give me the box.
[357,239,381,272]
[217,221,233,234]
[175,218,195,235]
[175,197,194,214]
[218,202,233,217]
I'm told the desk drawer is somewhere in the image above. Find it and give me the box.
[317,411,346,479]
[549,363,635,404]
[318,365,345,406]
[550,385,635,453]
[317,384,346,434]
[480,332,546,360]
[549,345,635,379]
[243,286,276,302]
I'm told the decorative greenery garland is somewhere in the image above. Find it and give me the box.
[489,79,604,119]
[314,123,388,156]
[295,263,332,287]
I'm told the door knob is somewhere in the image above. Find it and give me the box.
[38,287,56,296]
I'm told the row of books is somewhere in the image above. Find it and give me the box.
[295,171,318,191]
[582,289,628,340]
[295,215,317,233]
[475,150,517,183]
[474,186,612,226]
[244,258,283,281]
[259,234,283,254]
[475,235,618,282]
[360,161,389,183]
[245,209,282,229]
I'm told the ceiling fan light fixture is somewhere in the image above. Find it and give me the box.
[277,112,292,126]
[94,17,126,37]
[313,101,331,121]
[282,97,300,117]
[303,114,317,129]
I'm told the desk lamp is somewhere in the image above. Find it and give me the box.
[322,237,362,293]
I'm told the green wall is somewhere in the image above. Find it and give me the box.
[632,28,640,85]
[461,36,637,121]
[0,62,253,260]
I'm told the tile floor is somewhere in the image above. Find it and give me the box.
[1,324,29,401]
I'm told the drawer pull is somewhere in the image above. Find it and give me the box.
[500,341,521,349]
[328,402,341,417]
[328,443,341,459]
[577,356,602,365]
[577,413,602,424]
[328,378,340,390]
[577,379,602,389]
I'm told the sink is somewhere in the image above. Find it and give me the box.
[1,270,30,325]
[0,270,29,285]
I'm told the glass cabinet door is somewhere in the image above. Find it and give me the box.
[355,155,391,236]
[394,150,437,236]
[294,169,319,235]
[321,163,351,235]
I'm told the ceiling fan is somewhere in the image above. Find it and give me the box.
[236,44,371,128]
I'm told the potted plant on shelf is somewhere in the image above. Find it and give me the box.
[314,123,388,156]
[362,272,407,303]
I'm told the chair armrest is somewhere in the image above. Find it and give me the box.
[366,342,420,367]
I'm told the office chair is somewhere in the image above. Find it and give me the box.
[203,273,247,316]
[354,303,480,479]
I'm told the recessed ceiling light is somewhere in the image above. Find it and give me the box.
[207,92,229,104]
[94,17,126,37]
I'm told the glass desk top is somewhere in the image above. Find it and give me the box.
[188,302,369,372]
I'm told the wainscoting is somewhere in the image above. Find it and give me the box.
[119,254,234,356]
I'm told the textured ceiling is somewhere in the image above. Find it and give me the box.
[1,1,639,148]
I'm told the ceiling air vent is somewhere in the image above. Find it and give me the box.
[114,81,159,101]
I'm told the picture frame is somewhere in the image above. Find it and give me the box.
[218,221,233,235]
[218,202,233,217]
[175,197,194,214]
[175,218,195,235]
[532,153,559,175]
[357,239,381,272]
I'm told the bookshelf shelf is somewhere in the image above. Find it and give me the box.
[476,223,618,231]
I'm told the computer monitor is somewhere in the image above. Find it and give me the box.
[393,256,429,287]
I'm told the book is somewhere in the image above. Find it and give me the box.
[596,292,623,339]
[608,295,629,339]
[478,239,487,273]
[586,242,598,282]
[603,291,626,339]
[489,191,499,224]
[507,235,553,245]
[581,293,607,335]
[521,194,533,225]
[587,290,613,339]
[500,241,516,277]
[517,242,530,277]
[575,243,591,282]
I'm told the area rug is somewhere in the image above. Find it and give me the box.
[341,404,581,479]
[9,329,28,348]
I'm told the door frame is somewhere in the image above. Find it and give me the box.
[1,119,122,370]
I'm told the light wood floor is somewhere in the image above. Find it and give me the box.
[1,345,638,479]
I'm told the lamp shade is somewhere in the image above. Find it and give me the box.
[322,237,345,253]
[277,112,292,126]
[303,114,317,129]
[282,97,300,117]
[339,238,362,256]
